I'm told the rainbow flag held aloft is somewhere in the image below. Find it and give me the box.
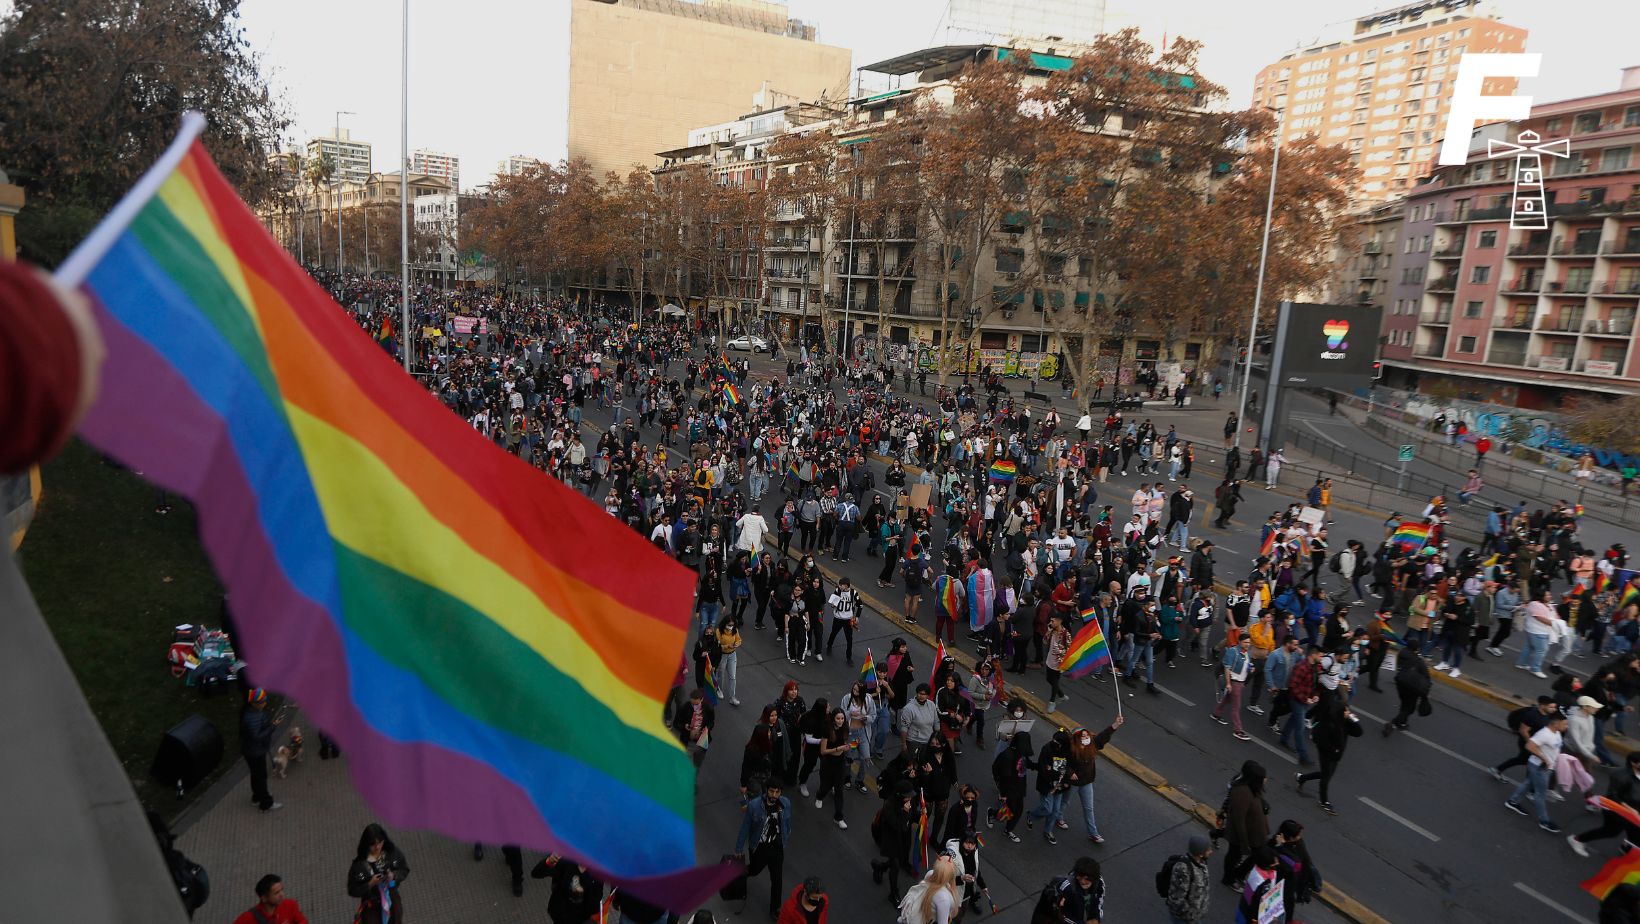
[1391,520,1432,552]
[1064,616,1113,679]
[931,640,947,685]
[860,648,879,689]
[913,793,932,873]
[988,459,1017,484]
[598,890,618,924]
[1583,848,1640,901]
[376,315,393,347]
[702,658,722,706]
[1589,795,1640,831]
[1621,581,1640,611]
[1258,529,1276,559]
[1594,571,1610,595]
[723,383,741,406]
[56,115,726,906]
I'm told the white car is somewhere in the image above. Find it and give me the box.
[726,335,769,353]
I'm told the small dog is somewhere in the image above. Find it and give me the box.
[271,727,305,779]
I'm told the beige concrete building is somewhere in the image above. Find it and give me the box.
[568,0,851,179]
[1252,0,1526,205]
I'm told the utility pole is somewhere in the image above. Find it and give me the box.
[1235,105,1284,450]
[335,110,354,275]
[398,2,411,373]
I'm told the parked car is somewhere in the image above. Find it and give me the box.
[726,335,769,353]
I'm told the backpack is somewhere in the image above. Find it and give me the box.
[1328,552,1343,574]
[1031,876,1071,924]
[1156,854,1186,898]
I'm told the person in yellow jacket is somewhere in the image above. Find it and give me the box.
[715,614,744,706]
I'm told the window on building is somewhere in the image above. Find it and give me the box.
[995,248,1024,273]
[1464,300,1483,318]
[1479,230,1497,248]
[1545,117,1564,134]
[1421,235,1431,251]
[1458,336,1477,353]
[1603,148,1632,172]
[1574,112,1602,135]
[1471,266,1491,283]
[1019,334,1047,352]
[1627,106,1640,128]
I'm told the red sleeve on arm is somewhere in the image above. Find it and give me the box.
[0,261,82,473]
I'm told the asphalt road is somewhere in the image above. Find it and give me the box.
[600,347,1615,924]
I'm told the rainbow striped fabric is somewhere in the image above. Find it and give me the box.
[723,383,741,406]
[58,116,720,904]
[703,658,722,706]
[935,573,963,620]
[1621,581,1640,611]
[1583,847,1640,900]
[1064,610,1113,679]
[860,648,879,689]
[1390,520,1432,551]
[1258,529,1277,559]
[988,459,1017,484]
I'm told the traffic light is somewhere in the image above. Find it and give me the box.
[1372,361,1383,381]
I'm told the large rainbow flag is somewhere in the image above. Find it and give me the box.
[1390,520,1432,552]
[57,115,723,905]
[1583,848,1640,901]
[1064,612,1113,679]
[988,459,1017,484]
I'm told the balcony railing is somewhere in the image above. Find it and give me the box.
[1427,276,1459,291]
[1584,318,1637,336]
[1503,277,1542,293]
[1603,239,1640,256]
[1488,351,1527,366]
[1508,242,1549,257]
[1594,280,1640,295]
[1494,316,1535,330]
[1413,346,1446,358]
[1432,244,1465,258]
[1563,279,1593,294]
[1421,310,1453,324]
[1362,241,1382,254]
[1536,317,1583,332]
[1551,239,1603,256]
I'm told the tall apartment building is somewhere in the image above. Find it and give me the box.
[1378,67,1640,407]
[305,128,372,185]
[568,0,851,178]
[410,149,460,193]
[937,0,1106,46]
[496,155,542,178]
[1252,0,1526,205]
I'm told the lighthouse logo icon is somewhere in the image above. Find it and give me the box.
[1486,130,1571,230]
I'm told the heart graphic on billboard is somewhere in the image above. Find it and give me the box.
[1323,320,1350,351]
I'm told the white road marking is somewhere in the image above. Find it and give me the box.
[1301,419,1349,448]
[1155,684,1196,708]
[1513,882,1595,924]
[1358,796,1441,841]
[1246,733,1297,764]
[1350,705,1492,772]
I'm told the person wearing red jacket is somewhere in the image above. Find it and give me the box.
[776,877,828,924]
[232,875,310,924]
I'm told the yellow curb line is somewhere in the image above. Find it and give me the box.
[779,543,1391,924]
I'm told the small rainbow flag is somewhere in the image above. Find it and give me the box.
[936,573,962,620]
[746,545,762,570]
[1594,571,1610,595]
[914,792,932,873]
[1621,581,1640,611]
[599,889,617,924]
[376,315,393,347]
[55,115,724,905]
[703,658,722,706]
[860,648,879,689]
[1064,617,1113,679]
[994,802,1015,824]
[1583,849,1640,901]
[723,383,741,406]
[988,459,1017,484]
[1258,529,1276,559]
[1391,520,1432,552]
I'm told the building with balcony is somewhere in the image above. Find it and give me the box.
[1251,0,1527,206]
[1379,67,1640,407]
[410,149,460,194]
[305,127,372,185]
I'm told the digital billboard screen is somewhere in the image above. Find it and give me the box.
[1276,302,1383,390]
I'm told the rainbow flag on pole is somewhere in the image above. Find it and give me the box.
[988,459,1017,484]
[1621,581,1640,612]
[860,648,879,689]
[1390,520,1432,552]
[702,658,722,706]
[56,114,725,905]
[723,383,741,406]
[1258,529,1276,559]
[1064,614,1113,679]
[1583,849,1640,901]
[913,793,932,873]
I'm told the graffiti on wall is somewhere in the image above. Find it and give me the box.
[1395,393,1639,472]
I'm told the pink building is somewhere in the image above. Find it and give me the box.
[1382,67,1640,408]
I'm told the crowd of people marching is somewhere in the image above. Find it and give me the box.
[235,273,1640,924]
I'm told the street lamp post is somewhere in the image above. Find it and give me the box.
[398,2,411,373]
[335,110,354,275]
[1235,105,1284,450]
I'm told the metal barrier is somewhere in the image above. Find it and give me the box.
[1278,429,1493,540]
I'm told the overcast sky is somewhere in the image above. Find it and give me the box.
[238,0,1635,191]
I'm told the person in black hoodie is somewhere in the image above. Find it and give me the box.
[1295,697,1362,815]
[943,783,984,845]
[1024,730,1074,844]
[545,861,604,924]
[1219,761,1269,887]
[239,688,280,812]
[986,732,1036,843]
[1570,752,1640,856]
[870,785,923,902]
[1269,820,1321,922]
[1384,650,1432,735]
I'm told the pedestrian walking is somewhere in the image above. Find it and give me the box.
[776,877,828,924]
[1161,836,1213,924]
[1211,635,1256,740]
[347,824,410,924]
[232,875,309,924]
[1504,710,1569,834]
[734,783,792,918]
[871,785,923,901]
[1295,697,1362,815]
[1568,752,1640,857]
[1218,761,1270,887]
[986,733,1036,843]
